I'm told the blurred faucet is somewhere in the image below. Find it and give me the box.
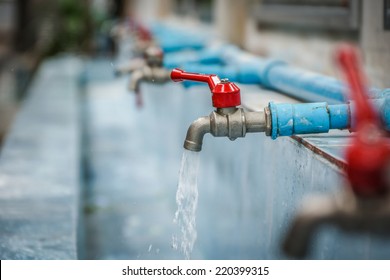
[116,46,171,106]
[283,45,390,259]
[115,57,146,76]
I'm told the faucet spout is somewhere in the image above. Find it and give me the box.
[128,69,145,94]
[184,116,211,152]
[129,67,171,94]
[184,108,267,152]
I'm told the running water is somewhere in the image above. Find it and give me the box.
[172,150,200,259]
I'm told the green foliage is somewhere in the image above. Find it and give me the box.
[47,0,92,55]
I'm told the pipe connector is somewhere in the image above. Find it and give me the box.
[128,66,171,94]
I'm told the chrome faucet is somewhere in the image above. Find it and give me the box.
[129,46,171,93]
[170,68,271,152]
[116,46,171,106]
[283,45,390,258]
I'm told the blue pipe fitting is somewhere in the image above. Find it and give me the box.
[269,102,331,139]
[327,104,349,129]
[269,98,390,139]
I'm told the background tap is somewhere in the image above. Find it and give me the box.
[116,46,171,107]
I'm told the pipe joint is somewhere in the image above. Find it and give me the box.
[210,108,246,140]
[128,66,171,94]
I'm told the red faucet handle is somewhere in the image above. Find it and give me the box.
[336,44,390,196]
[170,68,221,89]
[170,68,241,108]
[336,44,379,129]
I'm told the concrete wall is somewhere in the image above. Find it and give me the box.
[214,0,248,47]
[0,56,83,259]
[361,0,390,88]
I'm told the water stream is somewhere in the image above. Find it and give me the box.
[172,149,200,259]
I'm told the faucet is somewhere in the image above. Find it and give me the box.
[116,46,171,106]
[282,45,390,259]
[170,68,271,152]
[114,57,146,76]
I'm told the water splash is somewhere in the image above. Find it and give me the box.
[172,150,200,259]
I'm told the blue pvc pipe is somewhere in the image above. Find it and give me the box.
[269,102,331,139]
[176,45,390,104]
[181,60,390,104]
[264,65,346,104]
[150,23,207,53]
[269,100,390,139]
[150,26,390,105]
[327,104,349,129]
[158,38,205,53]
[219,49,350,104]
[163,47,225,69]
